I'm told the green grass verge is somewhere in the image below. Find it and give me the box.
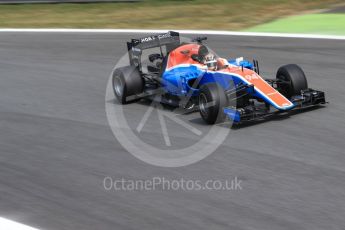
[246,13,345,35]
[0,0,343,29]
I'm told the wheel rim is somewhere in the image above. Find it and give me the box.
[114,75,124,97]
[199,93,209,117]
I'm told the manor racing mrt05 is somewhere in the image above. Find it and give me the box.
[112,31,326,124]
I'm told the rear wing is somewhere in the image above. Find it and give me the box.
[127,31,180,69]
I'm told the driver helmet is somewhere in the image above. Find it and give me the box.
[204,53,217,70]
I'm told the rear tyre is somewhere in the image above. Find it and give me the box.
[112,66,144,104]
[276,64,308,98]
[199,83,227,124]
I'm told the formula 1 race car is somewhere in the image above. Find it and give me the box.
[112,31,326,124]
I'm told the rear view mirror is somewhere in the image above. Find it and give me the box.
[180,50,190,55]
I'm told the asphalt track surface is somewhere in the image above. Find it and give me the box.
[0,32,345,230]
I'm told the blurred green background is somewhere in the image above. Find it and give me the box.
[247,13,345,35]
[0,0,344,35]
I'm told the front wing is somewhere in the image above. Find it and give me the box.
[223,88,326,124]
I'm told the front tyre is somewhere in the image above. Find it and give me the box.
[112,66,144,104]
[199,83,227,124]
[276,64,308,98]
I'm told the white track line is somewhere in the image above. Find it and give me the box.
[0,28,345,40]
[0,217,40,230]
